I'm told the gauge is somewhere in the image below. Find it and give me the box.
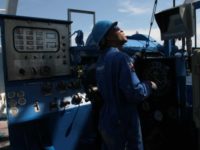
[7,92,16,99]
[17,91,25,97]
[18,98,27,105]
[153,110,163,122]
[9,107,19,117]
[8,99,17,107]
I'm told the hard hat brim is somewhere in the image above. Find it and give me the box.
[101,21,118,42]
[105,21,118,36]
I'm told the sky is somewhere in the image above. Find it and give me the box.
[0,0,199,47]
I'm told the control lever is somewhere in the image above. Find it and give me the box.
[34,101,40,112]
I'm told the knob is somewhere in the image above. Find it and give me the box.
[19,68,26,75]
[71,94,82,105]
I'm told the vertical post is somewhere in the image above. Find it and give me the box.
[168,40,172,56]
[6,0,18,15]
[173,0,176,7]
[186,36,192,70]
[67,9,96,46]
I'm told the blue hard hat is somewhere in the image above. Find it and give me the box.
[86,20,118,47]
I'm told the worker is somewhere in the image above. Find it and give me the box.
[86,20,157,150]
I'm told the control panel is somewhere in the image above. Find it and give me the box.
[0,15,92,124]
[3,17,71,81]
[6,77,90,124]
[0,15,93,150]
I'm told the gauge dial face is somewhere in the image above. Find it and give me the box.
[8,99,17,107]
[154,110,163,122]
[7,92,16,99]
[9,107,19,117]
[18,98,27,106]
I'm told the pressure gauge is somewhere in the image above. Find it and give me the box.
[18,98,27,106]
[153,110,163,122]
[8,99,17,107]
[7,92,16,99]
[9,107,19,117]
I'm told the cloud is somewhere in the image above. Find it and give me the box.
[118,0,150,15]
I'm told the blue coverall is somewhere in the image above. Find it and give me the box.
[96,47,152,150]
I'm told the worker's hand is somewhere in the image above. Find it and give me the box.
[150,81,157,90]
[134,52,143,60]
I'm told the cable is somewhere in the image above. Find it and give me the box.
[146,0,158,48]
[65,104,80,137]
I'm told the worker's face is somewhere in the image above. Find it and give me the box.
[106,26,127,48]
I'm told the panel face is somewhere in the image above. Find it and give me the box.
[13,27,59,52]
[4,19,71,81]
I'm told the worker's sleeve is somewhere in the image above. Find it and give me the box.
[119,54,152,103]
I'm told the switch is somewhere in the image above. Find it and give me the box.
[34,101,40,112]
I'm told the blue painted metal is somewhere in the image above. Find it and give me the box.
[0,15,92,150]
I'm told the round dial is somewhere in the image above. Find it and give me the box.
[18,98,27,106]
[7,92,16,99]
[8,99,17,107]
[9,107,19,117]
[153,110,163,122]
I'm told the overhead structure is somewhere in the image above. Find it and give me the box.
[0,0,18,15]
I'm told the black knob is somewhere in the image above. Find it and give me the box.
[71,94,82,105]
[19,68,26,75]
